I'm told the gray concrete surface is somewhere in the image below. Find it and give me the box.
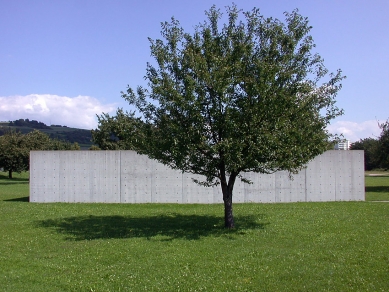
[30,150,365,203]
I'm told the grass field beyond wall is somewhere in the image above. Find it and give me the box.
[0,172,388,291]
[365,171,389,201]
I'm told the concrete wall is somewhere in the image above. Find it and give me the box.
[30,150,365,203]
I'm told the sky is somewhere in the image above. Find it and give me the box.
[1,0,388,142]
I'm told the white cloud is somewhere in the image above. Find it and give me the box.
[327,120,382,142]
[0,94,116,129]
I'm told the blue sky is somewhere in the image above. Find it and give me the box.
[1,0,388,142]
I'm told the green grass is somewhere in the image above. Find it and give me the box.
[365,171,389,201]
[1,172,388,291]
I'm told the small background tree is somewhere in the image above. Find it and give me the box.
[94,5,344,228]
[0,129,80,178]
[0,130,27,179]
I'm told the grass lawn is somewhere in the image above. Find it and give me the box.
[0,172,388,291]
[365,171,389,201]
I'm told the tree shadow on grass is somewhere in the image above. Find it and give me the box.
[0,181,29,185]
[0,174,29,184]
[365,186,389,193]
[4,196,29,202]
[36,213,267,241]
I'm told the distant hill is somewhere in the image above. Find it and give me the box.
[0,119,94,149]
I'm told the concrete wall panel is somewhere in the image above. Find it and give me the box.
[182,173,214,203]
[151,162,183,203]
[121,151,152,203]
[78,151,118,202]
[242,172,276,203]
[89,151,120,203]
[31,151,120,203]
[335,151,364,201]
[275,170,306,203]
[232,177,245,203]
[30,151,60,202]
[350,151,365,201]
[306,151,336,202]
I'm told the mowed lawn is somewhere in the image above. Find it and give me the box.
[0,172,388,291]
[365,171,389,201]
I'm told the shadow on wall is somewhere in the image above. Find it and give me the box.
[36,214,267,241]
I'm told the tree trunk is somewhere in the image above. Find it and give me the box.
[223,188,235,228]
[220,170,238,229]
[8,169,13,179]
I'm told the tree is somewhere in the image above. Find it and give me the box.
[378,120,389,169]
[50,139,81,150]
[25,130,52,150]
[92,109,142,150]
[0,130,28,179]
[25,129,81,151]
[350,138,380,170]
[95,5,344,228]
[350,120,389,171]
[88,145,101,150]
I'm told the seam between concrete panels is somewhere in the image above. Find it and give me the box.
[304,166,307,202]
[119,151,122,203]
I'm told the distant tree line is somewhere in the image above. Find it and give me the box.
[350,120,389,170]
[0,130,80,179]
[9,118,51,129]
[0,119,94,149]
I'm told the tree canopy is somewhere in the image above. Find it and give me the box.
[350,138,380,170]
[0,131,27,179]
[377,120,389,169]
[94,5,344,228]
[92,109,141,150]
[350,120,389,170]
